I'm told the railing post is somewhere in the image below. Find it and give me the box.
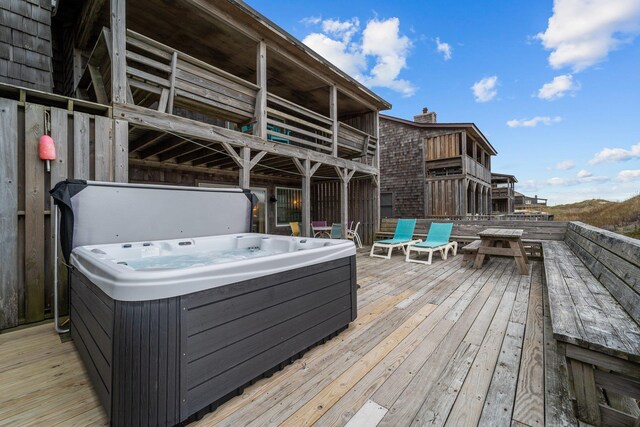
[111,0,126,104]
[330,85,338,157]
[255,40,267,139]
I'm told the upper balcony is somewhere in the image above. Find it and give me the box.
[71,0,386,169]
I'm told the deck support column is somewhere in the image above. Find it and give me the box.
[221,143,266,189]
[293,159,321,237]
[111,0,128,182]
[335,167,355,238]
[330,85,338,157]
[255,41,267,139]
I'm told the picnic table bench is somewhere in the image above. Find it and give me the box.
[542,222,640,426]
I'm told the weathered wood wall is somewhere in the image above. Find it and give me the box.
[0,0,53,92]
[0,96,113,330]
[311,177,377,245]
[424,132,461,161]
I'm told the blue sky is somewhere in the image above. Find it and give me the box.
[246,0,640,205]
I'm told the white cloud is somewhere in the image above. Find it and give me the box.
[537,74,579,100]
[302,17,416,97]
[617,169,640,181]
[302,33,366,77]
[548,177,571,186]
[556,160,575,170]
[577,169,592,178]
[322,18,360,42]
[301,16,322,26]
[536,0,640,72]
[507,116,562,128]
[435,37,452,60]
[471,76,498,103]
[588,142,640,165]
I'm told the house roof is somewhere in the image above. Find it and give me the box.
[379,114,498,155]
[491,172,518,183]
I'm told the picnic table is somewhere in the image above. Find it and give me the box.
[473,228,529,275]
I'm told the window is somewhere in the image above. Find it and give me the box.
[276,187,302,226]
[381,192,393,218]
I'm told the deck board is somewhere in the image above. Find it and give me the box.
[0,249,575,426]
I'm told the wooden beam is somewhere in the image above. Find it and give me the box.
[335,167,355,238]
[114,103,378,175]
[167,52,178,114]
[221,142,242,167]
[88,64,108,105]
[240,147,250,188]
[0,99,19,328]
[110,0,127,104]
[254,41,267,139]
[330,85,338,157]
[24,104,45,322]
[113,119,128,182]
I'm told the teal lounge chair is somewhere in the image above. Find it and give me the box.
[405,223,458,265]
[370,219,420,259]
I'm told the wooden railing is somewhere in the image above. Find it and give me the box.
[80,29,378,158]
[265,93,333,153]
[338,122,377,158]
[491,187,514,198]
[465,156,491,182]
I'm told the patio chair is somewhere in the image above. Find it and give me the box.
[405,223,458,265]
[329,223,342,239]
[289,222,301,237]
[347,221,362,248]
[369,219,420,259]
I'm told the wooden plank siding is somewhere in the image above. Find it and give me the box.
[312,178,377,245]
[0,97,114,329]
[0,250,576,426]
[424,132,461,161]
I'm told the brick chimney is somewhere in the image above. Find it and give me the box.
[414,107,437,124]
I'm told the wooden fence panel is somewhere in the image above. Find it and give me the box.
[24,103,46,322]
[0,99,19,329]
[0,97,115,330]
[74,112,91,179]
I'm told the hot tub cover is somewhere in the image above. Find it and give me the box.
[51,180,254,263]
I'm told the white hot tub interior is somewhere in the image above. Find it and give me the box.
[84,234,345,270]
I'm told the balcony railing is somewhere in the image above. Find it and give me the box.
[79,29,377,161]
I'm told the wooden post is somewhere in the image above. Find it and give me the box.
[330,85,338,157]
[113,119,128,182]
[0,99,19,329]
[167,52,178,114]
[111,0,126,104]
[24,104,45,322]
[240,147,250,188]
[293,159,320,237]
[111,0,128,182]
[335,167,355,238]
[255,41,267,139]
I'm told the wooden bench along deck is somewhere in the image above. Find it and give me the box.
[543,222,640,426]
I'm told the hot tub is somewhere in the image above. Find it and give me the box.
[51,181,357,426]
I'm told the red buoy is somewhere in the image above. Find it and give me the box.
[39,135,56,172]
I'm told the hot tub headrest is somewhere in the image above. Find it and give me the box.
[51,180,253,263]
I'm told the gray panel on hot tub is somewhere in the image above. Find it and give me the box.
[70,182,252,247]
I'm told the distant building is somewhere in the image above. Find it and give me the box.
[491,173,517,213]
[515,192,548,211]
[379,108,497,218]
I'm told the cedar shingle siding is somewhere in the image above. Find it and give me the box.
[0,0,53,91]
[379,120,425,218]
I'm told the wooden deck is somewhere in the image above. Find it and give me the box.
[0,250,576,426]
